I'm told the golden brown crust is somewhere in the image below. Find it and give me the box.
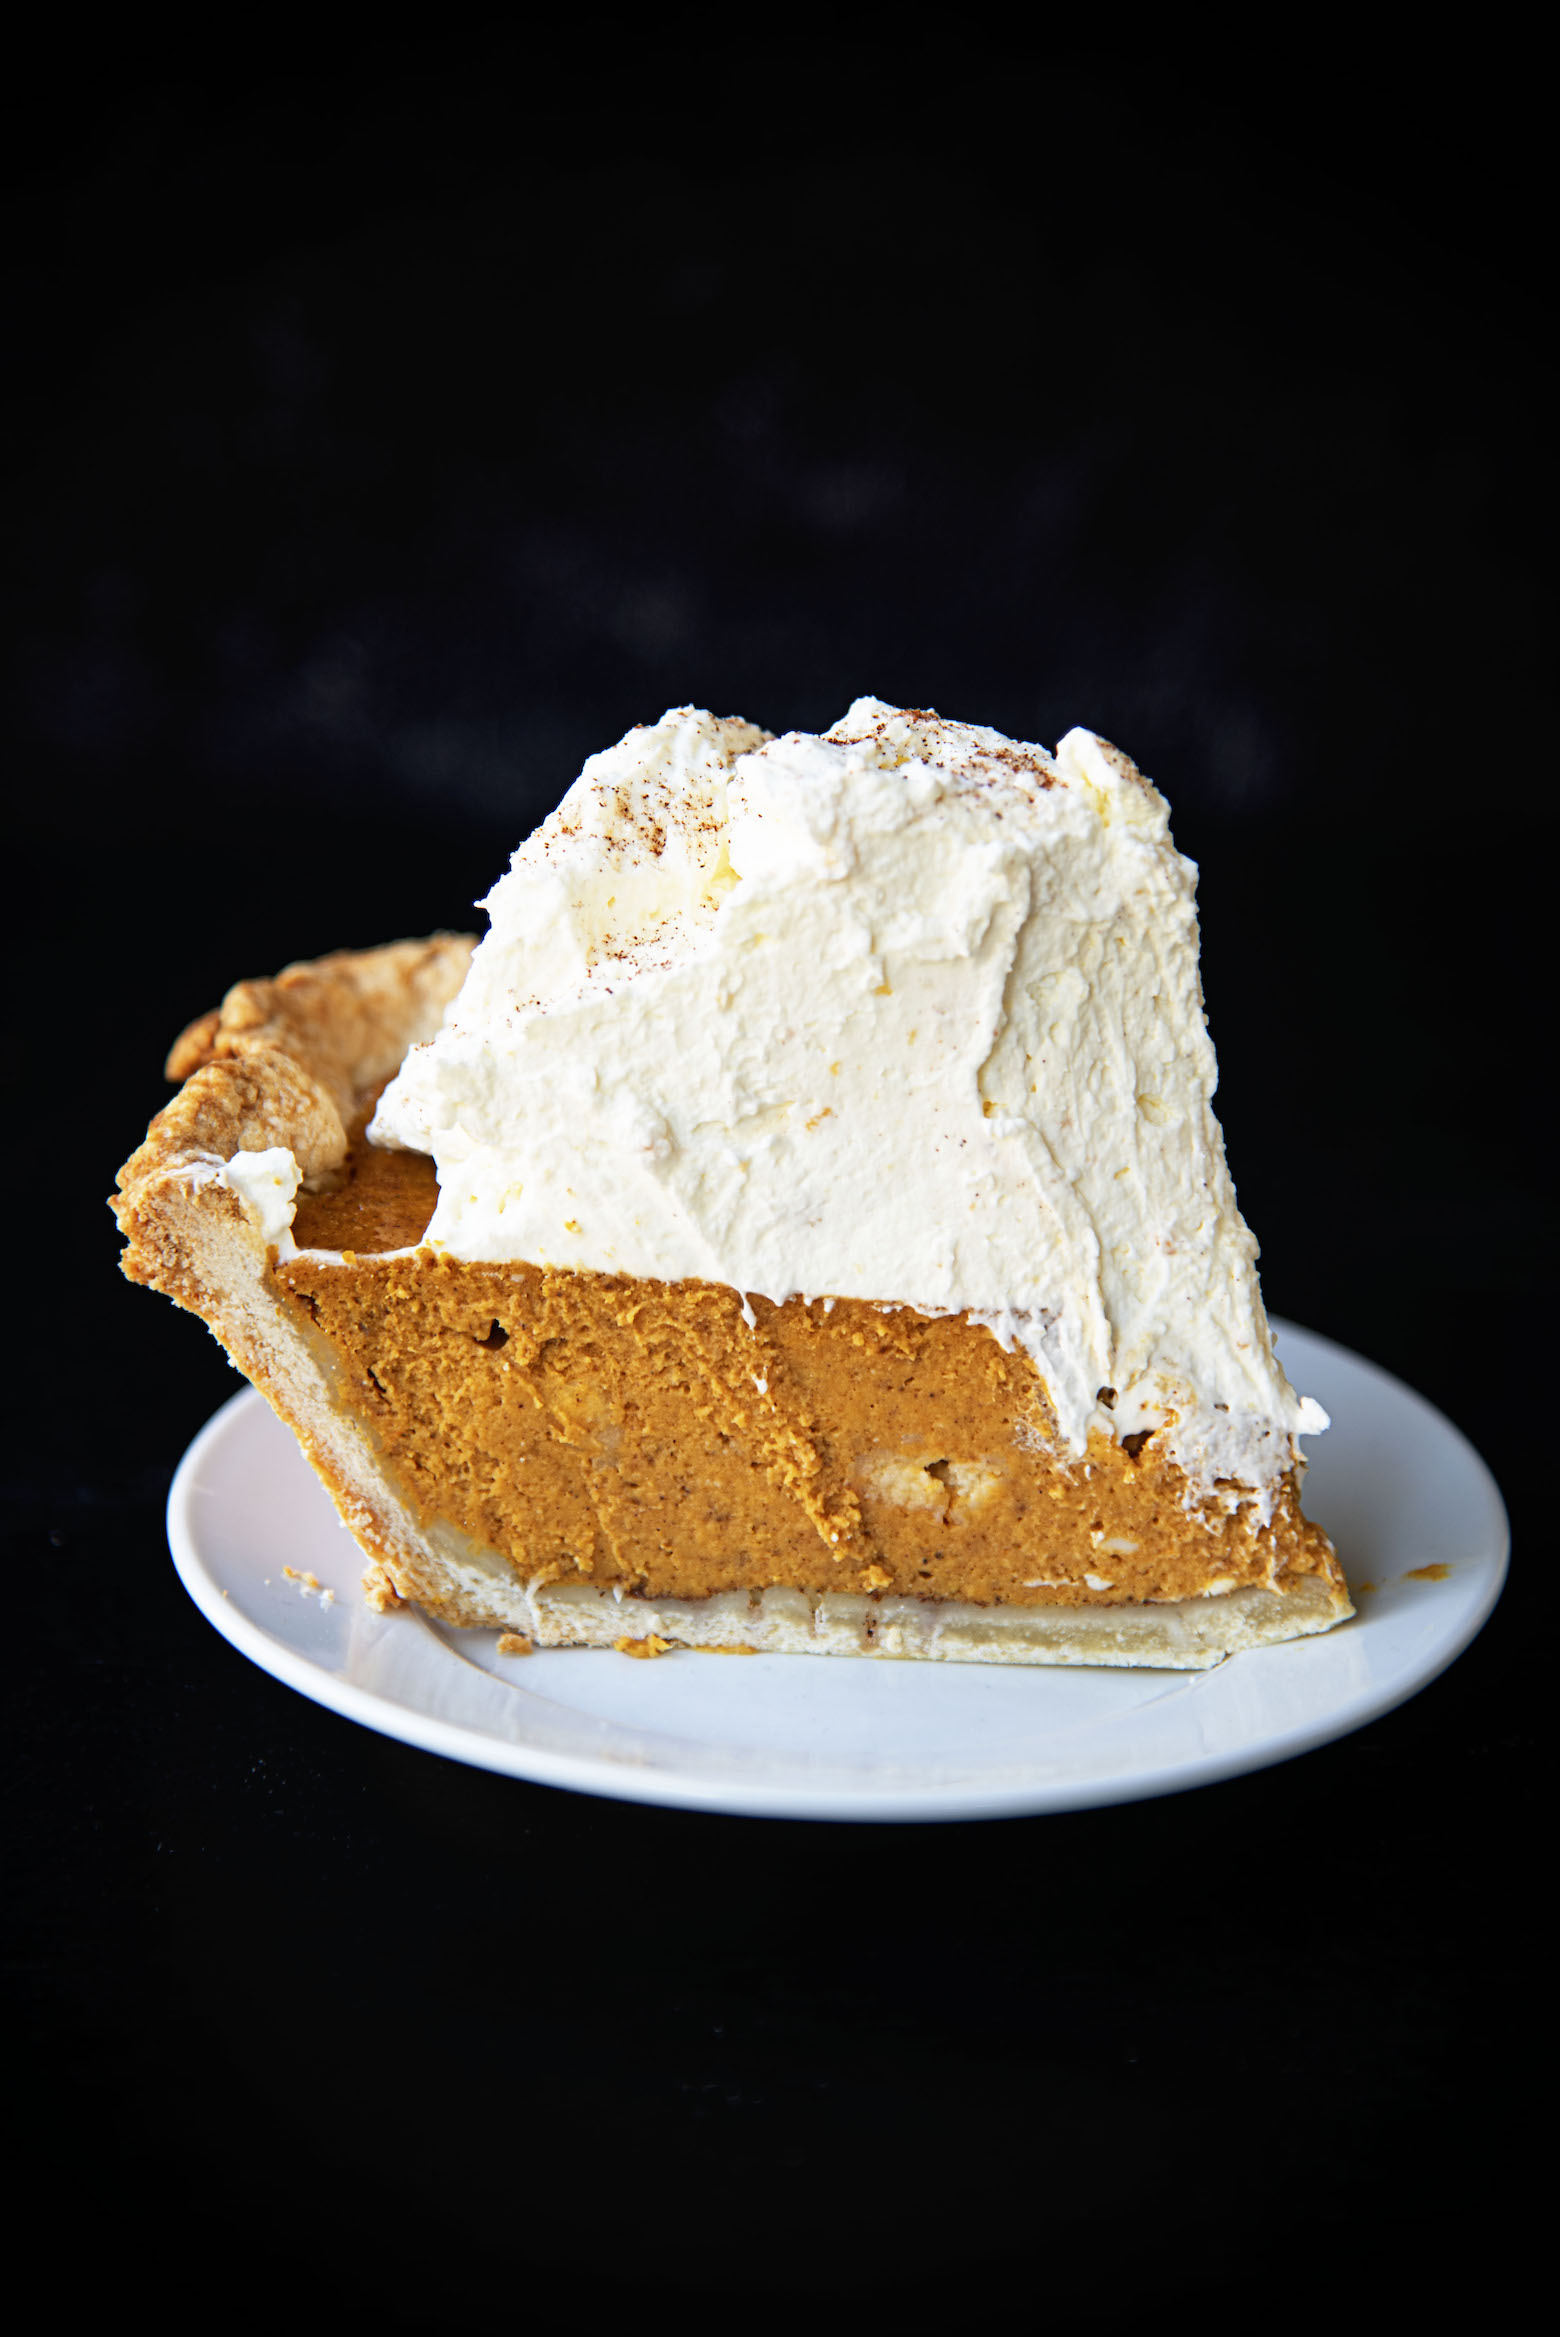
[161,936,477,1120]
[113,937,510,1647]
[117,935,475,1212]
[113,935,1353,1668]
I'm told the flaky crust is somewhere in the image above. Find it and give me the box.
[146,934,478,1177]
[474,1573,1351,1668]
[115,938,484,1627]
[115,937,1352,1669]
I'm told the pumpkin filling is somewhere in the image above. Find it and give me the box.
[279,1132,1338,1612]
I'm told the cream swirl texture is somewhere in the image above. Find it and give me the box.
[371,699,1325,1506]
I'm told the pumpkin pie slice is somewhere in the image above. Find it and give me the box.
[113,702,1352,1667]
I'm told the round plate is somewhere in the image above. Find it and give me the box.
[166,1321,1507,1821]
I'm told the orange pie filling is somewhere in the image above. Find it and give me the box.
[276,1133,1341,1613]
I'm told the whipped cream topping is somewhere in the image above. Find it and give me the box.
[222,1147,301,1257]
[372,700,1325,1507]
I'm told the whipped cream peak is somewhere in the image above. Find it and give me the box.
[373,699,1323,1508]
[456,705,769,1023]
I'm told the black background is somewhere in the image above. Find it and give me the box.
[8,35,1548,2324]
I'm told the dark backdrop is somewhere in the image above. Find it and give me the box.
[8,39,1546,2324]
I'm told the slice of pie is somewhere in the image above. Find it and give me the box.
[114,700,1351,1667]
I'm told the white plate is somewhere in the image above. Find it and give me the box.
[167,1320,1508,1822]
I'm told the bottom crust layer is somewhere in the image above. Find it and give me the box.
[381,1567,1351,1670]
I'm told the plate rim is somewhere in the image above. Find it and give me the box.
[165,1318,1511,1822]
